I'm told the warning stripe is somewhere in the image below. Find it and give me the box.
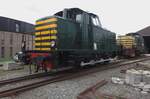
[36,18,57,25]
[35,24,57,31]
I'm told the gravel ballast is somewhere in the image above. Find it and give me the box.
[1,59,150,99]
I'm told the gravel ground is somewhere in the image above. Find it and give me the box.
[0,59,150,99]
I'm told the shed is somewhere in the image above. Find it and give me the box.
[136,26,150,53]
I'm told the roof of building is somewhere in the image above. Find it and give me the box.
[0,16,34,34]
[136,26,150,36]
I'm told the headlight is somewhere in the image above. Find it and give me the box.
[51,41,55,47]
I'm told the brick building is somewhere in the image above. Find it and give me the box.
[0,16,34,59]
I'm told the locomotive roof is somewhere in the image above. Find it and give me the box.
[54,8,98,17]
[36,8,99,22]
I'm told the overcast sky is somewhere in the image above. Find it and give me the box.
[0,0,150,34]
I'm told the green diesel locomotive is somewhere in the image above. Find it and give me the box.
[30,8,117,71]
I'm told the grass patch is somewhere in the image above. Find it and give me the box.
[0,58,13,63]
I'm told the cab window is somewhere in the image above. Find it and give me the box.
[92,16,101,27]
[76,14,82,22]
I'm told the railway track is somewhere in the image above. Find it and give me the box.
[0,57,149,98]
[77,80,127,99]
[0,72,52,86]
[0,68,73,86]
[77,80,108,99]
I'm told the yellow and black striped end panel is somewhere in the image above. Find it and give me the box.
[35,24,57,31]
[35,30,57,36]
[36,18,57,25]
[34,17,58,51]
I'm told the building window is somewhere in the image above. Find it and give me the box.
[1,47,5,58]
[16,24,19,32]
[10,47,13,57]
[1,40,4,45]
[1,32,5,45]
[10,34,13,45]
[21,35,26,51]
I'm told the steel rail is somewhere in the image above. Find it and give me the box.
[0,68,72,86]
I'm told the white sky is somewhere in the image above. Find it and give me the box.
[0,0,150,34]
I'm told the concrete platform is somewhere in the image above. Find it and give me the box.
[0,62,23,70]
